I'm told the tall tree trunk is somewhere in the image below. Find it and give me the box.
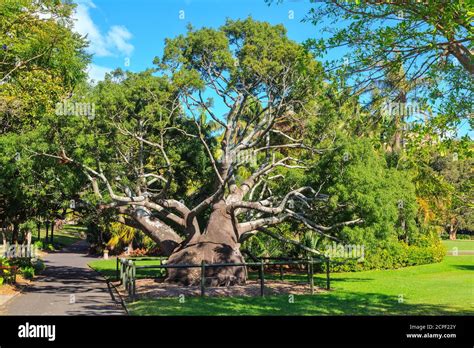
[45,222,49,242]
[36,222,41,242]
[449,218,457,240]
[11,222,19,244]
[392,93,406,153]
[26,231,32,257]
[1,228,6,250]
[50,220,54,243]
[166,200,247,286]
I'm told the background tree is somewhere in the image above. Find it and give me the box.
[285,0,473,131]
[0,0,89,240]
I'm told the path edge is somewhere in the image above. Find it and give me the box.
[87,264,129,315]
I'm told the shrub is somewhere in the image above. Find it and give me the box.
[33,240,44,249]
[20,266,35,279]
[32,241,55,251]
[0,257,10,285]
[327,239,445,272]
[440,232,450,240]
[0,256,10,267]
[10,257,33,269]
[34,259,45,273]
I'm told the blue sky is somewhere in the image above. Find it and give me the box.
[73,0,332,81]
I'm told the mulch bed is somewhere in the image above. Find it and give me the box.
[115,278,327,299]
[0,275,31,296]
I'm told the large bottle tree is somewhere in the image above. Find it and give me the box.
[48,19,362,286]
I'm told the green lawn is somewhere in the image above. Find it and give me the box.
[52,225,86,247]
[33,224,85,248]
[442,239,474,251]
[88,257,167,279]
[119,256,473,316]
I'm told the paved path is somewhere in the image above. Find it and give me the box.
[0,241,125,315]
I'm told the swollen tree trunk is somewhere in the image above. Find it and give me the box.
[110,197,248,286]
[166,201,247,286]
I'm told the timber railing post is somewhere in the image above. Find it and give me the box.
[306,256,310,283]
[123,260,128,290]
[116,257,119,281]
[200,260,205,297]
[126,260,131,293]
[119,258,125,285]
[326,257,330,290]
[127,260,133,298]
[131,260,136,302]
[259,260,265,297]
[309,257,314,295]
[126,260,130,293]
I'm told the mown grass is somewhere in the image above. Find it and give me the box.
[52,225,86,247]
[442,239,474,251]
[32,224,85,248]
[119,255,473,316]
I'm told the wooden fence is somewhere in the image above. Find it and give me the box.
[117,256,332,302]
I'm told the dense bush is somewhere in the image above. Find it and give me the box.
[10,257,32,269]
[20,266,35,279]
[2,257,47,280]
[33,240,44,249]
[0,257,11,285]
[325,239,446,272]
[34,259,45,273]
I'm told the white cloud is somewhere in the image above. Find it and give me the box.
[106,26,134,56]
[73,1,134,57]
[87,63,113,83]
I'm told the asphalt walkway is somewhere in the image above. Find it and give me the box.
[0,240,125,315]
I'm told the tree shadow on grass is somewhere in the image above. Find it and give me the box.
[450,264,474,271]
[129,290,472,316]
[249,272,373,284]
